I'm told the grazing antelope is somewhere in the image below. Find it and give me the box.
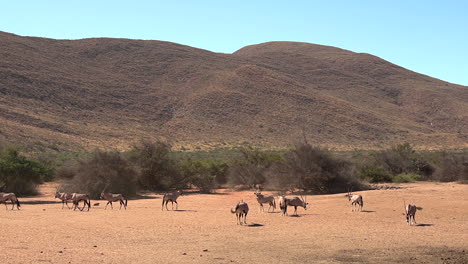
[71,193,91,211]
[0,193,21,210]
[100,192,128,210]
[286,195,308,216]
[231,201,249,225]
[162,190,182,211]
[404,200,421,225]
[279,195,308,216]
[347,188,363,212]
[55,192,73,209]
[254,192,276,212]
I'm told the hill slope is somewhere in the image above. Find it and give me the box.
[0,32,466,151]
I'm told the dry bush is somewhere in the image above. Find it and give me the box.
[267,143,364,194]
[227,146,283,188]
[59,151,137,199]
[432,151,468,182]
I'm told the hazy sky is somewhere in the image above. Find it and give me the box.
[1,0,467,85]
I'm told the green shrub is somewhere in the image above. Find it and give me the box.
[181,159,216,193]
[393,173,421,183]
[359,165,392,183]
[0,145,53,195]
[127,140,186,190]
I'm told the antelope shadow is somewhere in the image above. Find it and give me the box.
[416,223,433,227]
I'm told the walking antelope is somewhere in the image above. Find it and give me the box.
[231,201,249,225]
[404,200,421,225]
[254,192,276,212]
[162,190,182,211]
[347,188,363,212]
[71,193,91,211]
[55,192,73,209]
[100,192,128,210]
[0,193,21,210]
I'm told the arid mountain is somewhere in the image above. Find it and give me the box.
[0,31,466,151]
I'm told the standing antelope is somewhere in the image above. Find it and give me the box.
[0,193,21,210]
[254,192,276,212]
[100,192,128,210]
[278,196,288,216]
[404,201,421,225]
[55,192,73,209]
[71,193,91,211]
[347,188,363,212]
[231,201,249,225]
[162,190,182,211]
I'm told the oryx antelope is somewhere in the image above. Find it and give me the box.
[0,192,21,210]
[347,188,363,212]
[231,201,249,225]
[55,192,73,209]
[71,193,91,211]
[279,195,308,216]
[254,192,276,212]
[404,201,421,225]
[278,196,288,216]
[286,195,308,216]
[100,192,128,210]
[162,190,182,211]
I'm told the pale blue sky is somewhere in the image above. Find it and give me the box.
[1,0,467,85]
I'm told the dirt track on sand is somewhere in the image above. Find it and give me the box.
[1,182,467,263]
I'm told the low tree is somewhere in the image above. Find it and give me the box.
[127,140,186,190]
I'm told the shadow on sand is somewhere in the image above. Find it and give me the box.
[172,209,197,212]
[247,223,264,227]
[360,210,376,213]
[18,200,61,205]
[416,223,433,227]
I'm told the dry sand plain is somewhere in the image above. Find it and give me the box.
[1,182,467,264]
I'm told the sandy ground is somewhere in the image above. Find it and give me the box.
[1,182,467,264]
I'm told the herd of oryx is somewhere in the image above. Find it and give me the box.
[231,188,421,226]
[0,187,421,226]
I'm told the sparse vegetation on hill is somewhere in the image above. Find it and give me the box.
[0,31,466,152]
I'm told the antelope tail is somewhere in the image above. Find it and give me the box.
[273,199,276,210]
[125,199,128,207]
[16,198,21,208]
[231,208,236,213]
